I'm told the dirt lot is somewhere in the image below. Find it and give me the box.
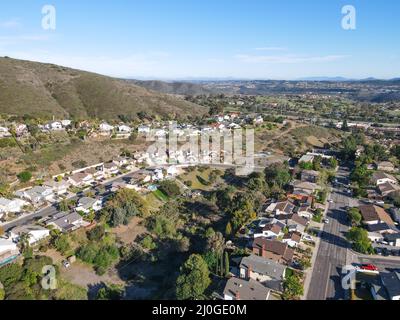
[111,217,147,245]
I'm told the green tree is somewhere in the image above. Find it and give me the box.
[283,274,304,300]
[96,283,124,300]
[347,208,362,226]
[176,254,211,300]
[264,163,291,189]
[224,251,230,277]
[346,227,374,254]
[87,225,106,241]
[54,235,71,254]
[158,180,181,198]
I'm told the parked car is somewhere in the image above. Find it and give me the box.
[323,218,329,224]
[62,260,71,269]
[360,264,378,272]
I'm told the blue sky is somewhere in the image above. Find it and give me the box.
[0,0,399,79]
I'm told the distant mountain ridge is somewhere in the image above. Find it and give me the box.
[0,57,206,120]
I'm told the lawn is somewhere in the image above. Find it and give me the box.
[153,189,169,202]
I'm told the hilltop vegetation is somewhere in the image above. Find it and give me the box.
[0,57,206,120]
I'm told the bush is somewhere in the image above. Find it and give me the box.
[140,235,157,250]
[17,171,32,183]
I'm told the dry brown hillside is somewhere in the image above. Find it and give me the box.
[0,57,206,120]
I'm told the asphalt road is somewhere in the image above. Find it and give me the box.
[2,171,137,231]
[307,167,356,300]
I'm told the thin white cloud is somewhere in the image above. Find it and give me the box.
[0,34,51,46]
[235,54,349,64]
[254,47,287,51]
[0,19,22,29]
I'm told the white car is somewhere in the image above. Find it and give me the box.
[328,199,334,203]
[323,218,329,224]
[62,260,71,268]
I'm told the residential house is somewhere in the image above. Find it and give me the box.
[371,272,400,300]
[384,233,400,247]
[0,237,19,266]
[138,125,151,134]
[15,186,54,204]
[46,212,86,233]
[253,223,284,239]
[0,126,11,138]
[299,154,314,164]
[9,225,50,246]
[389,207,400,224]
[223,277,271,301]
[253,115,264,125]
[99,122,114,133]
[104,162,119,176]
[359,205,395,226]
[239,255,285,292]
[376,161,396,173]
[117,125,132,133]
[274,201,295,216]
[45,121,63,131]
[85,167,105,181]
[276,214,309,234]
[15,124,28,137]
[61,120,72,127]
[0,197,28,214]
[75,197,103,214]
[292,181,320,196]
[367,232,384,243]
[371,172,397,186]
[295,204,314,220]
[282,232,302,248]
[366,223,397,235]
[252,238,294,265]
[68,172,94,187]
[43,179,71,195]
[378,182,400,198]
[301,170,320,183]
[112,157,129,167]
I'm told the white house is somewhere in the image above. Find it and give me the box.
[46,211,86,233]
[166,165,178,177]
[99,122,114,132]
[15,186,54,204]
[138,125,151,134]
[104,162,119,176]
[68,172,94,187]
[372,172,397,186]
[117,125,132,133]
[10,225,50,246]
[0,126,11,138]
[75,197,103,214]
[15,124,28,136]
[0,237,19,265]
[253,223,284,239]
[61,120,72,127]
[43,179,71,195]
[45,121,63,131]
[0,197,28,214]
